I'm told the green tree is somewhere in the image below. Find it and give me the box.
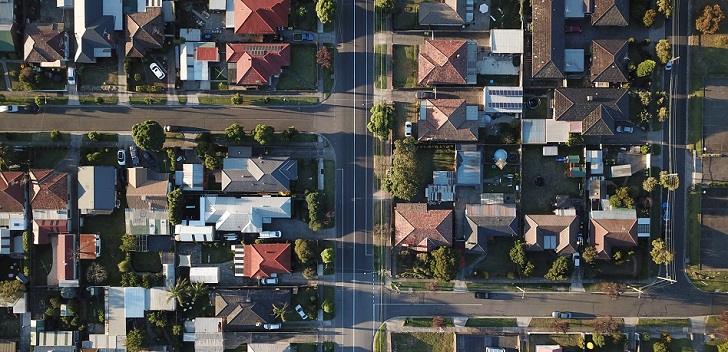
[172,325,183,336]
[383,137,421,200]
[231,93,243,105]
[189,282,208,302]
[321,247,335,263]
[609,187,635,209]
[643,9,657,27]
[659,170,679,191]
[367,103,395,140]
[295,239,315,263]
[86,262,108,284]
[307,191,323,230]
[50,129,61,142]
[565,133,584,147]
[148,311,167,327]
[637,90,652,106]
[696,5,725,34]
[118,259,132,273]
[126,328,148,352]
[651,238,674,264]
[0,280,25,304]
[430,246,458,282]
[653,342,668,352]
[592,333,606,348]
[375,0,396,13]
[168,188,183,225]
[637,60,656,77]
[322,298,335,313]
[87,131,100,141]
[509,240,527,268]
[132,120,166,151]
[225,123,245,143]
[204,154,223,170]
[166,278,190,304]
[281,126,299,142]
[657,106,669,122]
[316,0,338,24]
[252,124,275,145]
[35,95,46,107]
[86,151,102,164]
[582,246,598,264]
[544,256,570,281]
[643,176,659,192]
[272,302,290,322]
[657,0,673,17]
[303,266,317,279]
[655,39,672,64]
[120,234,136,252]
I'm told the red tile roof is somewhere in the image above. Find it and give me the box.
[234,0,290,35]
[0,172,26,213]
[57,234,75,281]
[196,46,220,61]
[418,39,468,85]
[79,234,98,260]
[34,219,68,245]
[418,99,478,142]
[394,203,453,252]
[29,169,68,210]
[243,243,292,278]
[589,218,638,259]
[226,43,290,86]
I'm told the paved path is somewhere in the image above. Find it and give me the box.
[0,61,11,91]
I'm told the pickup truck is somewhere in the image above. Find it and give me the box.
[293,33,314,41]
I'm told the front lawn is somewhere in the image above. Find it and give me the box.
[394,101,418,140]
[200,244,234,264]
[404,317,453,327]
[392,0,427,30]
[391,332,453,352]
[79,58,119,86]
[292,286,318,321]
[637,318,690,327]
[0,310,20,339]
[277,45,318,90]
[470,237,517,278]
[392,281,454,291]
[374,45,387,89]
[392,45,418,88]
[640,338,692,352]
[465,318,517,327]
[323,44,335,96]
[529,334,582,352]
[79,147,117,166]
[30,147,69,168]
[686,186,701,265]
[322,285,335,320]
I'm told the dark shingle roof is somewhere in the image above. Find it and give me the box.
[24,23,66,63]
[222,157,297,193]
[592,0,629,26]
[465,204,518,253]
[532,0,564,79]
[553,88,629,135]
[125,7,164,58]
[418,0,465,26]
[215,289,291,330]
[591,39,629,83]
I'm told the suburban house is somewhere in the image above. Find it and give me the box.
[418,39,476,85]
[394,203,453,252]
[222,156,298,193]
[591,39,629,85]
[125,167,170,236]
[465,203,518,253]
[0,0,17,53]
[589,209,638,259]
[74,0,120,63]
[214,289,292,331]
[418,0,465,27]
[125,7,165,58]
[183,317,225,352]
[30,169,69,221]
[591,0,629,26]
[180,42,219,82]
[33,220,69,245]
[484,86,524,116]
[0,171,27,230]
[552,88,629,135]
[78,166,117,215]
[233,0,290,35]
[243,243,292,278]
[24,23,68,67]
[55,234,78,287]
[531,0,564,80]
[226,43,291,86]
[30,321,76,351]
[175,163,204,191]
[249,343,292,352]
[524,214,579,255]
[418,99,478,142]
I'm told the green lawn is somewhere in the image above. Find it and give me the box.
[705,339,726,352]
[530,318,623,331]
[0,65,6,90]
[392,45,418,88]
[470,237,517,278]
[374,324,387,352]
[404,317,453,327]
[32,244,53,286]
[198,95,318,106]
[291,286,318,321]
[30,148,69,168]
[132,251,162,273]
[489,0,522,28]
[688,34,728,153]
[640,339,692,352]
[289,0,317,31]
[374,45,387,89]
[465,318,518,327]
[637,318,690,327]
[79,95,119,105]
[391,332,453,352]
[392,281,454,291]
[465,282,571,292]
[323,160,335,228]
[524,96,548,119]
[82,209,127,285]
[79,147,117,166]
[687,267,728,292]
[200,244,234,264]
[706,315,721,329]
[392,0,425,30]
[521,145,582,213]
[686,186,701,266]
[129,95,167,105]
[277,45,317,90]
[0,310,20,339]
[477,74,520,86]
[394,101,418,140]
[79,58,119,85]
[529,334,582,352]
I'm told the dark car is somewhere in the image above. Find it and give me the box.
[129,146,140,166]
[474,291,491,299]
[23,104,40,113]
[142,151,158,168]
[564,25,583,33]
[165,125,180,132]
[415,91,436,99]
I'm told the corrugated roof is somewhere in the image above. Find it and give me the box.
[124,287,146,318]
[190,267,220,283]
[489,29,524,54]
[148,287,176,310]
[196,195,292,233]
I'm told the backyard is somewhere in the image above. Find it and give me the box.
[81,208,127,285]
[392,45,418,88]
[391,332,453,352]
[132,251,162,273]
[277,44,318,91]
[412,145,455,202]
[521,145,583,214]
[200,244,234,264]
[32,244,53,286]
[488,0,522,29]
[528,334,582,352]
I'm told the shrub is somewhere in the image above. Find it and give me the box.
[87,131,100,141]
[322,298,334,313]
[118,260,132,273]
[637,60,656,77]
[302,266,317,279]
[134,73,142,82]
[643,9,657,27]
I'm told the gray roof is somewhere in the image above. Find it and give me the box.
[77,166,116,213]
[553,88,629,135]
[592,0,629,26]
[591,39,629,83]
[214,289,291,330]
[192,195,292,233]
[532,0,565,79]
[222,157,298,193]
[456,150,481,185]
[465,204,518,252]
[74,0,115,63]
[418,0,465,26]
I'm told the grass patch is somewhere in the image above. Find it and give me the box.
[132,251,162,273]
[0,310,20,339]
[374,324,387,352]
[393,101,418,140]
[200,244,234,264]
[30,147,69,168]
[528,334,584,352]
[705,339,726,352]
[477,74,520,86]
[524,96,548,119]
[374,45,387,89]
[292,286,318,321]
[323,160,335,228]
[322,285,335,320]
[277,45,317,90]
[687,186,701,265]
[178,95,187,104]
[392,0,426,30]
[198,96,233,105]
[79,147,117,166]
[707,315,721,329]
[392,45,418,88]
[129,95,167,105]
[323,44,335,97]
[521,145,582,213]
[82,209,127,286]
[198,95,318,106]
[640,338,692,352]
[32,244,53,286]
[0,65,6,90]
[392,281,454,291]
[404,317,453,327]
[465,282,571,292]
[79,95,119,105]
[530,318,623,330]
[489,0,522,29]
[687,266,728,292]
[465,318,518,327]
[80,58,119,86]
[470,237,517,278]
[637,318,690,327]
[391,332,453,352]
[82,132,118,143]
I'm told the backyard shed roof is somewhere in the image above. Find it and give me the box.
[125,287,146,318]
[489,29,523,53]
[190,267,221,284]
[456,150,481,185]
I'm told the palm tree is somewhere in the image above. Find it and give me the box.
[272,302,290,322]
[166,278,190,304]
[189,282,208,302]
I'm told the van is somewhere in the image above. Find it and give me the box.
[259,231,282,238]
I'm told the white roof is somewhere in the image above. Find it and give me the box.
[107,287,126,336]
[249,343,292,352]
[176,163,204,190]
[174,225,215,242]
[489,29,524,53]
[543,146,559,156]
[196,317,224,332]
[57,0,72,7]
[125,287,146,318]
[148,287,176,311]
[33,331,75,346]
[192,195,292,233]
[180,43,211,81]
[12,292,26,314]
[190,267,220,284]
[85,334,126,349]
[226,0,235,27]
[179,254,192,267]
[564,49,585,72]
[210,0,226,10]
[591,209,637,219]
[610,164,633,178]
[456,151,481,185]
[484,86,523,113]
[125,208,169,235]
[523,119,570,144]
[546,120,570,143]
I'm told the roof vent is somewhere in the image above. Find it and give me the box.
[586,96,594,102]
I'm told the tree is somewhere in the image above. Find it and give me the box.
[172,325,183,336]
[432,316,446,328]
[166,278,191,304]
[87,131,100,141]
[565,133,584,147]
[651,238,674,264]
[550,319,570,333]
[120,234,136,252]
[281,126,299,142]
[252,124,275,145]
[50,130,61,142]
[148,311,167,327]
[316,46,333,69]
[118,259,132,273]
[132,120,165,151]
[509,240,531,276]
[653,342,668,352]
[86,262,108,284]
[321,248,335,264]
[307,191,324,230]
[367,103,395,140]
[637,60,657,77]
[375,0,396,13]
[609,187,635,209]
[657,0,673,17]
[204,154,223,170]
[719,342,728,352]
[0,280,25,304]
[643,9,657,27]
[272,302,290,322]
[126,328,148,352]
[637,90,652,106]
[316,0,337,24]
[231,93,243,105]
[189,282,208,302]
[544,256,570,280]
[639,110,653,124]
[430,246,458,282]
[580,246,596,264]
[295,239,316,263]
[643,176,659,192]
[655,39,672,64]
[659,170,679,191]
[383,137,421,200]
[322,298,335,313]
[697,5,725,34]
[303,266,317,279]
[34,95,46,107]
[657,106,669,122]
[225,123,245,143]
[167,188,183,225]
[592,333,606,348]
[602,282,627,300]
[86,152,102,164]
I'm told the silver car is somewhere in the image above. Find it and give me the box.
[150,63,166,80]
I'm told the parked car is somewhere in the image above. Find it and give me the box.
[263,323,281,330]
[293,33,314,41]
[223,233,238,241]
[0,105,19,113]
[616,125,634,133]
[665,61,672,71]
[165,125,180,132]
[260,277,279,285]
[259,231,282,239]
[405,121,412,137]
[564,25,583,33]
[415,91,435,99]
[662,202,670,222]
[117,149,126,166]
[573,253,580,267]
[295,304,309,320]
[67,67,76,85]
[552,311,572,318]
[150,63,166,80]
[129,146,140,166]
[142,151,158,168]
[474,292,491,299]
[23,104,40,113]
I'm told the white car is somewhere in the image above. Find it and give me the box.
[665,61,672,71]
[259,231,282,238]
[263,323,281,330]
[117,149,126,166]
[295,304,309,320]
[260,277,279,285]
[573,253,580,268]
[150,63,166,80]
[552,311,572,318]
[0,105,19,113]
[405,121,412,137]
[67,67,76,85]
[616,125,634,133]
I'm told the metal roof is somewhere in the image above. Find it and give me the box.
[125,287,146,318]
[194,195,292,233]
[489,29,524,54]
[190,267,220,284]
